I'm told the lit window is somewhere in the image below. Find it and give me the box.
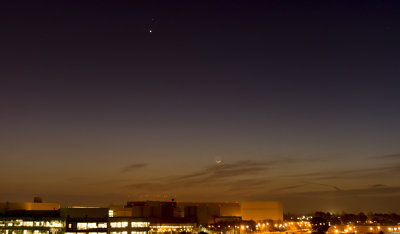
[110,222,129,228]
[131,222,149,227]
[24,221,34,227]
[15,220,23,226]
[87,223,97,229]
[46,220,63,227]
[98,223,107,228]
[77,223,88,230]
[109,210,114,217]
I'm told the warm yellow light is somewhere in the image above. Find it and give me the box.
[108,210,114,217]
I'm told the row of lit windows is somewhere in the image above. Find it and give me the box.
[110,232,147,234]
[73,222,149,230]
[66,232,107,234]
[0,220,63,228]
[110,222,128,228]
[0,230,56,234]
[150,225,193,229]
[110,222,149,228]
[150,229,192,233]
[131,223,148,228]
[76,222,107,230]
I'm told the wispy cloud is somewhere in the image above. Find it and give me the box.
[121,163,148,172]
[175,158,321,182]
[124,182,165,190]
[122,158,317,192]
[249,185,400,200]
[175,160,269,182]
[293,186,400,198]
[270,182,341,194]
[286,164,400,181]
[225,178,271,192]
[305,182,342,191]
[123,160,270,191]
[243,185,400,213]
[371,184,386,188]
[270,184,307,193]
[375,153,400,160]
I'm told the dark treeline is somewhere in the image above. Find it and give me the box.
[285,211,400,225]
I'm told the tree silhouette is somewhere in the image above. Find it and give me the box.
[311,216,329,233]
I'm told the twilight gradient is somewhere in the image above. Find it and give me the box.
[1,1,400,213]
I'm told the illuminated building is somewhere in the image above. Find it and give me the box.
[125,201,181,218]
[0,199,64,234]
[108,217,150,234]
[0,217,65,234]
[179,202,239,225]
[178,201,283,225]
[111,201,196,233]
[0,202,60,212]
[1,199,283,233]
[240,201,283,221]
[62,207,109,234]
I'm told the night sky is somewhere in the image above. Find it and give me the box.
[1,1,400,213]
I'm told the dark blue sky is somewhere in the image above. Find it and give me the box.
[1,0,400,212]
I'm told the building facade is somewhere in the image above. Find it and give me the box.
[1,199,283,234]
